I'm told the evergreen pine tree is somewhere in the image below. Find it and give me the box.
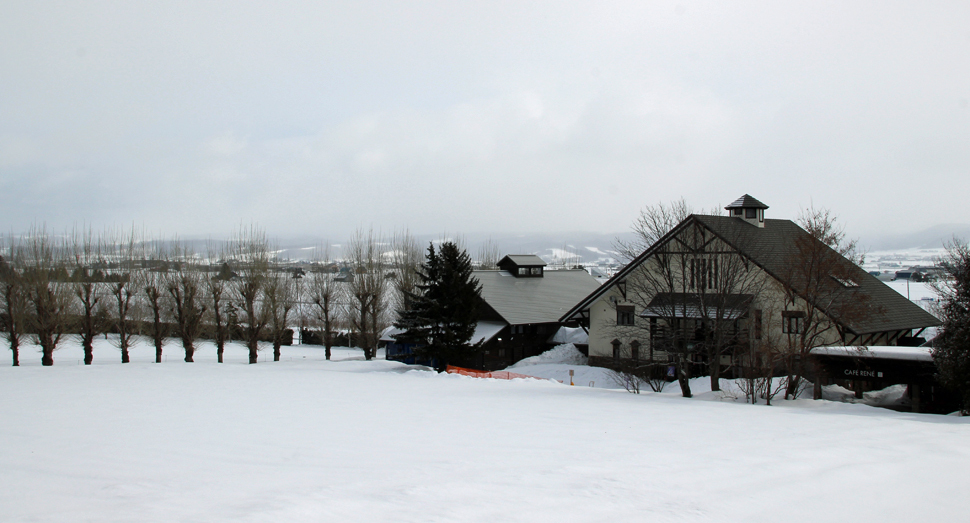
[932,239,970,414]
[394,242,482,371]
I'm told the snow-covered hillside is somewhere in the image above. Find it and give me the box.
[1,337,968,522]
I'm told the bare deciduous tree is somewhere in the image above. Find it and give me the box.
[107,228,141,363]
[22,226,74,366]
[167,243,206,362]
[229,226,272,364]
[391,229,422,314]
[307,243,342,360]
[143,239,169,363]
[609,200,766,396]
[205,242,231,363]
[476,237,501,270]
[736,304,788,405]
[608,364,669,394]
[775,208,874,399]
[265,267,298,362]
[347,228,391,360]
[70,227,105,365]
[614,198,695,262]
[0,235,29,366]
[610,201,706,397]
[797,205,865,266]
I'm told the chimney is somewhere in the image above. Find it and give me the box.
[725,194,768,228]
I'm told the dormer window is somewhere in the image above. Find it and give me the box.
[831,275,859,288]
[498,254,547,278]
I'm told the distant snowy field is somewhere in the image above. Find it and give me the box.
[2,337,969,522]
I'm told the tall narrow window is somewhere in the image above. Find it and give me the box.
[690,258,695,289]
[710,258,715,289]
[611,339,622,364]
[630,340,640,365]
[616,305,635,326]
[782,311,806,334]
[690,258,718,290]
[754,309,762,339]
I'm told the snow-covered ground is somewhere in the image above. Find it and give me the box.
[884,279,938,302]
[2,337,969,522]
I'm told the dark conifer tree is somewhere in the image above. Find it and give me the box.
[394,242,482,371]
[932,239,970,414]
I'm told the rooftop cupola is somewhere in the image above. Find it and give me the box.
[497,254,546,278]
[725,194,768,228]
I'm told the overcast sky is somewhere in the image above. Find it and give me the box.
[1,1,968,243]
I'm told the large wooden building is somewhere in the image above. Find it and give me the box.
[560,195,941,377]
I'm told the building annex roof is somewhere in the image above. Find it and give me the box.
[475,269,601,325]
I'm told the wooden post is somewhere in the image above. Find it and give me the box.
[912,383,921,413]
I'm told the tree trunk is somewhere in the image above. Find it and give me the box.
[119,324,131,363]
[273,341,281,361]
[184,342,194,363]
[215,327,225,363]
[153,307,163,363]
[11,338,19,366]
[678,375,692,397]
[248,340,258,364]
[677,356,692,398]
[41,345,53,366]
[82,333,94,365]
[784,356,802,399]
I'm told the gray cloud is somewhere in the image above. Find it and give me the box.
[1,1,968,243]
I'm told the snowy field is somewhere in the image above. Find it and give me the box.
[2,338,969,522]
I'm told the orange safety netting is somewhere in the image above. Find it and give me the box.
[445,365,544,381]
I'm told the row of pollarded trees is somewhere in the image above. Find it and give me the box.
[0,225,426,366]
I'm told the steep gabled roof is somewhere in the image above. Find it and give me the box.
[561,214,940,335]
[476,269,600,325]
[695,215,939,334]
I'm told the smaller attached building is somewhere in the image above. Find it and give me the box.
[386,254,601,370]
[810,346,957,413]
[474,255,601,370]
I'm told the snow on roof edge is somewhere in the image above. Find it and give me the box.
[810,346,933,362]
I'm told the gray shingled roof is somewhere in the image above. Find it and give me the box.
[562,214,940,336]
[475,269,601,325]
[498,254,547,267]
[693,215,939,334]
[725,194,769,210]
